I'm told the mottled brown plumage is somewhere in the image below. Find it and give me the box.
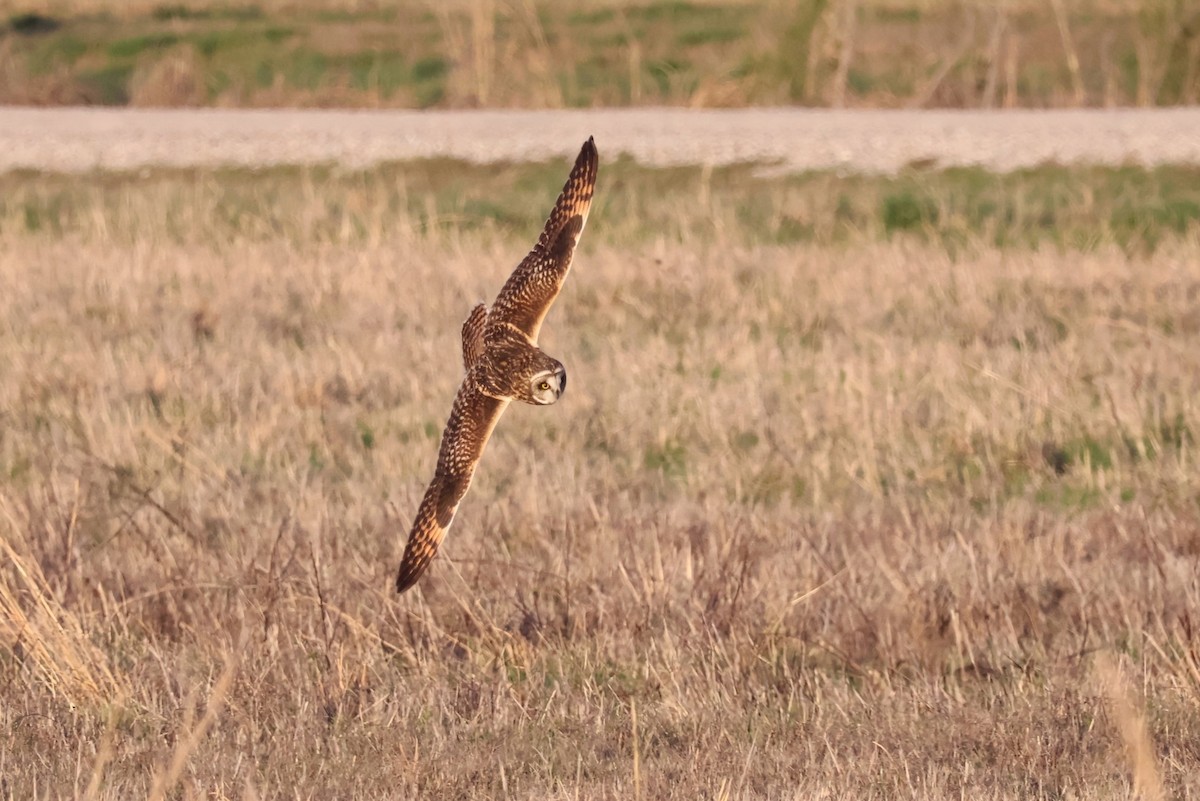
[461,303,488,370]
[396,137,598,594]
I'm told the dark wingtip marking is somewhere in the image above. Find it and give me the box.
[396,560,425,593]
[576,137,598,174]
[396,535,439,593]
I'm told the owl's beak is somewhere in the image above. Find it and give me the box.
[555,365,567,397]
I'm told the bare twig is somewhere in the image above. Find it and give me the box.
[1050,0,1086,106]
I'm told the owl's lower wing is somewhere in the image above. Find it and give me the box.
[396,382,510,593]
[487,137,598,343]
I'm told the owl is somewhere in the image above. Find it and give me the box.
[396,137,598,593]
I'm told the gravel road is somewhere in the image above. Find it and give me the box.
[3,107,1200,174]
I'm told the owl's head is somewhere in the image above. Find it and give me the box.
[523,360,566,406]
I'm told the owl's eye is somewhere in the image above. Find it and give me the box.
[538,381,551,391]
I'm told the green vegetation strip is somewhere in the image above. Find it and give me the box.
[3,160,1199,251]
[4,0,1200,108]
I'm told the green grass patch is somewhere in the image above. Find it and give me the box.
[644,439,687,478]
[343,51,406,94]
[882,189,937,233]
[567,8,616,25]
[107,33,179,59]
[26,35,88,74]
[151,4,263,21]
[2,160,1200,253]
[192,27,288,56]
[411,55,448,83]
[675,25,744,47]
[410,55,448,106]
[78,64,134,104]
[282,48,328,90]
[1035,484,1102,510]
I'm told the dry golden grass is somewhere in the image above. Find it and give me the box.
[4,0,1150,17]
[1,169,1199,798]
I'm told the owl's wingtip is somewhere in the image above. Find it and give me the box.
[395,538,434,594]
[395,565,422,594]
[574,137,598,177]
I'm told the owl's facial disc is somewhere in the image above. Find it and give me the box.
[529,365,566,405]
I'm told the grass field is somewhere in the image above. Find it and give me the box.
[2,0,1199,109]
[2,158,1200,798]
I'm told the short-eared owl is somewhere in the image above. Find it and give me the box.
[396,137,598,593]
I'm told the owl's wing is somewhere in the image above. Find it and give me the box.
[396,381,510,593]
[461,303,488,371]
[487,137,598,343]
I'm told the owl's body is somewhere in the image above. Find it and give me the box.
[396,137,598,593]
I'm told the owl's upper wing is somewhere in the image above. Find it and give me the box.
[396,381,510,593]
[461,303,488,371]
[486,137,598,343]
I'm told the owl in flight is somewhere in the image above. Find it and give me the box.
[396,137,598,593]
